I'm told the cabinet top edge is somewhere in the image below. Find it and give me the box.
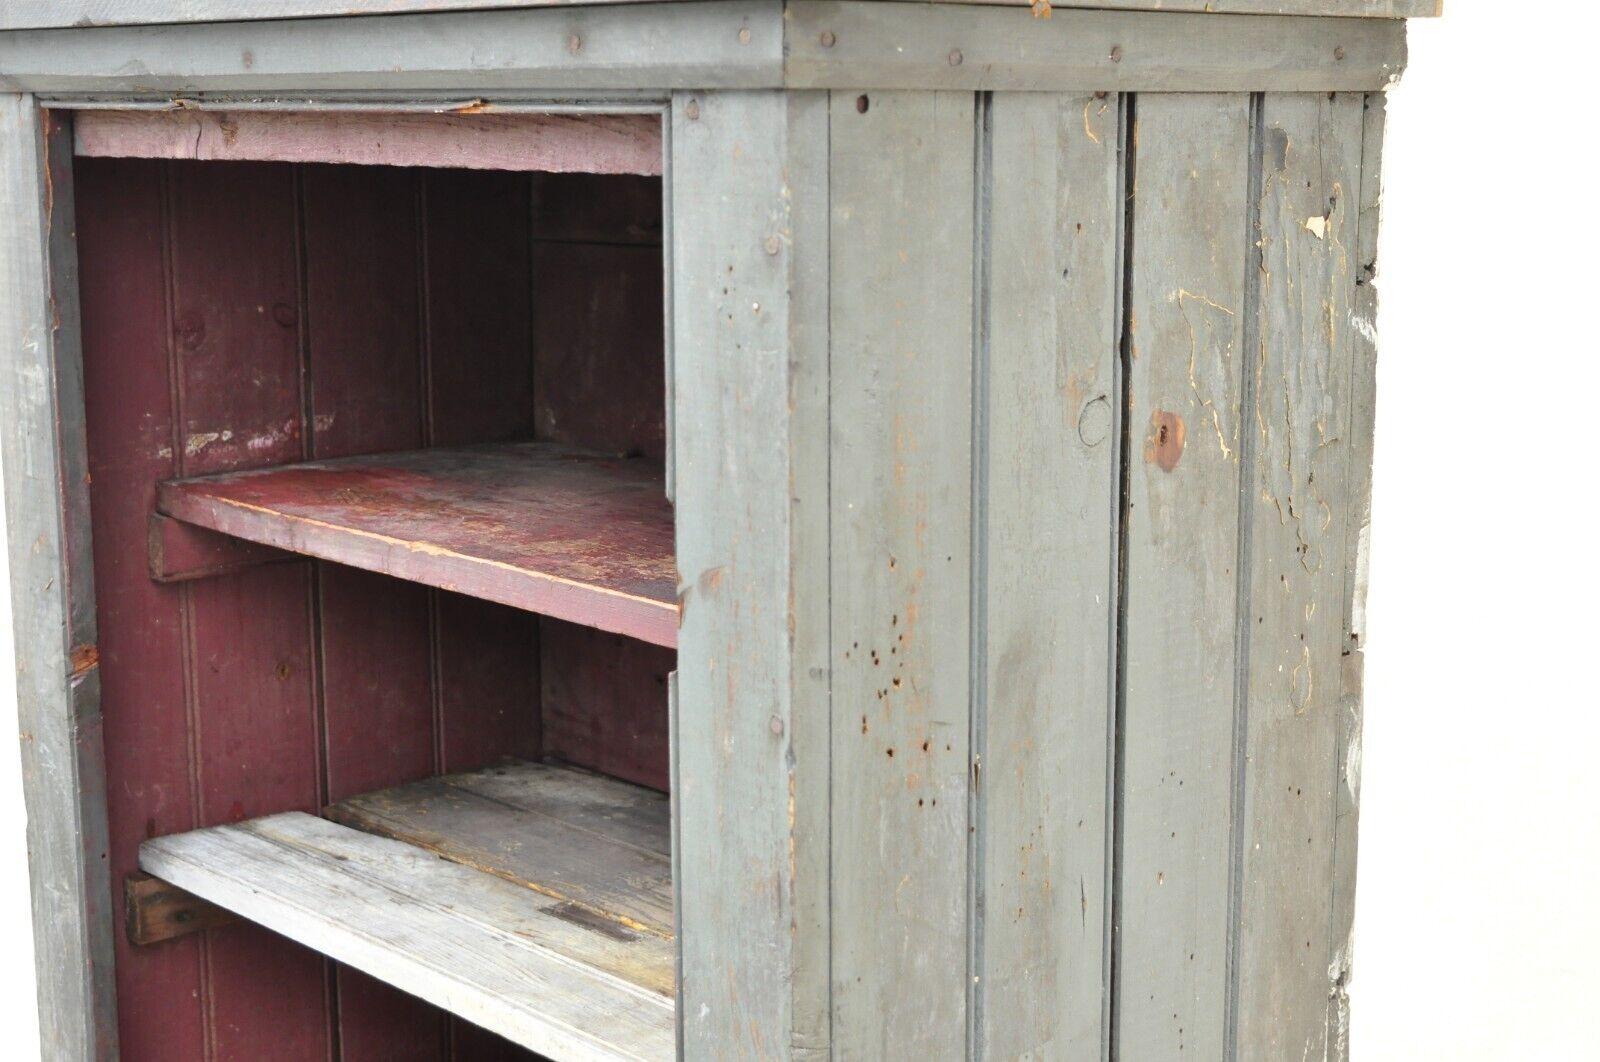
[0,0,1438,33]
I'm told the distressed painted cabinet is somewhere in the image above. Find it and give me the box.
[0,1,1432,1059]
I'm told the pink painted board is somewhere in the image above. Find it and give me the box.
[77,155,209,1062]
[75,108,663,176]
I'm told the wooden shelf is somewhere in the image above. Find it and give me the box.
[157,442,678,648]
[140,762,675,1061]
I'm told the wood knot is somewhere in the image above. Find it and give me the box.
[1144,410,1186,472]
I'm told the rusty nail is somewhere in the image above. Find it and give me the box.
[1110,45,1123,63]
[685,99,700,121]
[738,27,751,45]
[856,94,870,114]
[948,49,963,67]
[770,715,784,736]
[1334,45,1347,61]
[820,29,837,48]
[1094,90,1108,100]
[567,33,582,54]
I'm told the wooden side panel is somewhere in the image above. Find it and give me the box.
[167,158,333,1060]
[1114,93,1252,1060]
[672,89,832,1059]
[976,90,1121,1059]
[827,89,974,1057]
[1231,92,1365,1059]
[301,160,447,1061]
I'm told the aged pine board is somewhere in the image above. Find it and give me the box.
[670,87,834,1059]
[1230,91,1365,1060]
[1114,92,1252,1060]
[0,0,1440,31]
[0,1,1412,95]
[972,89,1122,1059]
[826,88,974,1057]
[74,109,662,175]
[156,441,678,647]
[785,3,1408,93]
[140,812,675,1060]
[0,99,118,1061]
[1326,91,1386,1062]
[328,761,674,947]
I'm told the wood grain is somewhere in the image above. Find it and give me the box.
[670,88,834,1059]
[0,100,119,1061]
[826,88,975,1057]
[328,761,673,948]
[74,109,662,176]
[124,872,237,945]
[141,811,676,1060]
[1114,92,1252,1060]
[1230,91,1364,1059]
[975,89,1122,1059]
[157,442,678,647]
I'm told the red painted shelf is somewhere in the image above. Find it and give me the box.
[157,442,678,648]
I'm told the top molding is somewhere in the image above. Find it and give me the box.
[0,0,1440,31]
[0,0,1412,95]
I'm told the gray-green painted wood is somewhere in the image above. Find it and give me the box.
[1231,90,1365,1061]
[0,0,1441,33]
[825,87,975,1058]
[0,2,784,94]
[785,3,1407,93]
[975,89,1121,1061]
[0,97,118,1061]
[670,87,833,1059]
[0,2,1409,96]
[1326,90,1386,1062]
[1115,91,1252,1060]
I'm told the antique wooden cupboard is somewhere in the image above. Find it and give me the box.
[0,1,1434,1058]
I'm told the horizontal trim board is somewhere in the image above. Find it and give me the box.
[1,1,1407,94]
[0,0,1438,32]
[0,1,784,93]
[784,2,1407,91]
[74,108,662,173]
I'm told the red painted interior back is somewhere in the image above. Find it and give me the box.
[76,158,669,1061]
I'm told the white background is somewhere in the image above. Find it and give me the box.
[2,5,1596,1059]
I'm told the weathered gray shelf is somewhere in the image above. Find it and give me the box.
[139,763,674,1061]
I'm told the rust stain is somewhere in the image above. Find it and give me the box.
[1144,410,1186,473]
[454,99,493,114]
[69,643,99,679]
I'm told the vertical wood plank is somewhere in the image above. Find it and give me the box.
[977,90,1121,1060]
[826,88,974,1058]
[1326,92,1386,1062]
[76,154,203,1062]
[672,88,833,1060]
[167,157,332,1060]
[300,160,448,1061]
[1115,92,1252,1061]
[1,98,119,1061]
[1232,90,1365,1060]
